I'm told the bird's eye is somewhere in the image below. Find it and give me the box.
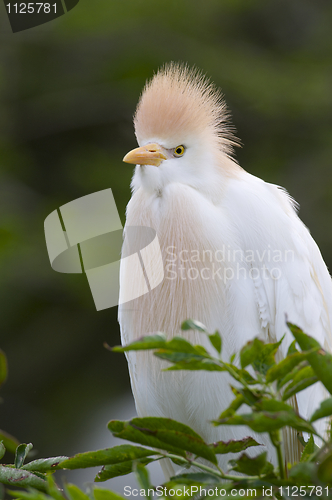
[173,145,185,157]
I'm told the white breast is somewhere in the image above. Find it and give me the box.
[118,180,273,475]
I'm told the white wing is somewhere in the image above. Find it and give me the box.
[225,172,332,460]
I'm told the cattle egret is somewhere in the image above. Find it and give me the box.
[119,63,332,477]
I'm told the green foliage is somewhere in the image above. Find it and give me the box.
[228,451,273,476]
[0,430,19,455]
[95,458,154,482]
[22,457,69,473]
[133,463,153,500]
[2,321,332,499]
[0,350,7,388]
[216,410,317,435]
[311,398,332,423]
[211,437,261,455]
[0,465,49,491]
[0,443,5,462]
[288,323,332,395]
[300,435,318,463]
[265,348,318,384]
[59,445,154,470]
[15,444,34,469]
[108,417,217,465]
[240,337,283,375]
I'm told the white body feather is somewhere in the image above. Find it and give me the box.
[118,65,332,477]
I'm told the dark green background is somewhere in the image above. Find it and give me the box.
[0,0,332,477]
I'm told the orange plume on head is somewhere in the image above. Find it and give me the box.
[134,63,239,156]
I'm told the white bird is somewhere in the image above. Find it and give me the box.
[118,63,332,478]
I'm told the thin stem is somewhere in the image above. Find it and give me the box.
[161,453,260,482]
[222,362,252,390]
[269,431,285,480]
[276,444,285,480]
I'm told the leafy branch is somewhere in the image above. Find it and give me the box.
[1,321,332,499]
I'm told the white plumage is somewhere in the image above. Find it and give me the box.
[119,63,332,477]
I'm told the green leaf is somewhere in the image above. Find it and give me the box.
[235,387,262,407]
[253,341,283,375]
[277,360,309,390]
[108,417,217,465]
[282,365,318,400]
[266,349,318,383]
[134,463,152,499]
[215,411,318,435]
[181,319,207,332]
[155,352,209,364]
[22,456,68,472]
[15,443,33,468]
[227,365,258,385]
[317,449,332,485]
[297,434,307,447]
[210,437,261,454]
[255,399,294,412]
[157,352,225,372]
[229,451,273,476]
[287,340,299,355]
[65,484,90,500]
[0,350,7,387]
[300,435,318,462]
[164,360,225,371]
[7,490,49,500]
[0,465,47,491]
[240,338,263,369]
[59,445,156,469]
[169,456,187,467]
[286,364,315,385]
[165,471,221,485]
[108,420,187,458]
[163,338,209,355]
[95,458,154,482]
[208,331,222,354]
[288,462,317,485]
[240,338,282,375]
[283,377,318,401]
[218,393,245,419]
[114,334,209,359]
[112,333,166,352]
[94,488,125,500]
[288,322,332,394]
[310,396,332,422]
[0,430,19,454]
[47,475,66,500]
[0,442,5,461]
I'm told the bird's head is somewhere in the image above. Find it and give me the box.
[123,63,239,195]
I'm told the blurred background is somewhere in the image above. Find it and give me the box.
[0,0,332,492]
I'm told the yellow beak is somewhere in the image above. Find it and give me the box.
[123,143,167,167]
